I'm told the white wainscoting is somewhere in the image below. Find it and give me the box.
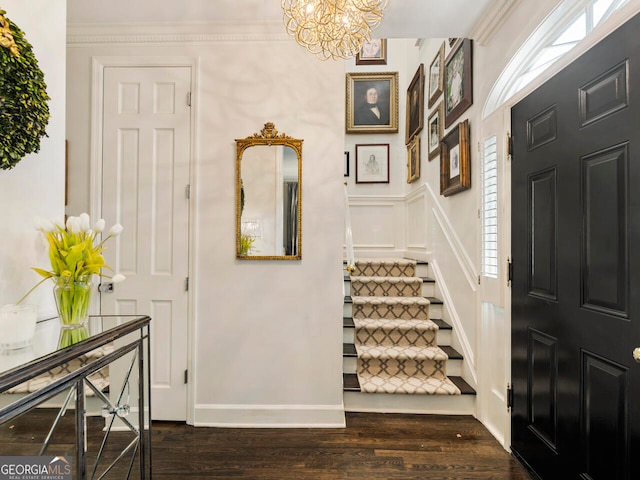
[405,185,428,254]
[348,195,406,258]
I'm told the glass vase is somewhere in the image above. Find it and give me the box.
[53,275,93,329]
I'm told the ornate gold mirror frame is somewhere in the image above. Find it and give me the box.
[236,122,302,260]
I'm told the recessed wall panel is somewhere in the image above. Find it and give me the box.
[528,168,557,300]
[581,144,628,317]
[527,328,558,451]
[580,351,629,480]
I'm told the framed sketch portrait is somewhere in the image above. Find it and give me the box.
[440,119,470,196]
[427,101,444,161]
[346,72,399,134]
[428,42,444,108]
[407,136,420,183]
[355,144,390,184]
[356,38,387,65]
[406,63,424,144]
[444,38,473,128]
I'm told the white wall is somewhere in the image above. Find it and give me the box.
[0,1,66,319]
[66,24,345,426]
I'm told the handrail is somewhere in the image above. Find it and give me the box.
[344,182,355,277]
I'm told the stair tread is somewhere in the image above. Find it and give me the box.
[344,275,435,283]
[346,295,443,304]
[344,317,450,330]
[343,373,475,395]
[440,345,463,359]
[344,342,461,360]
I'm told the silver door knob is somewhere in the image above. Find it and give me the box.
[633,348,640,364]
[98,282,114,293]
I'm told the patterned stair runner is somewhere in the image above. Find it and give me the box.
[351,259,461,395]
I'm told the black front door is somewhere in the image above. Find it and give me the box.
[511,13,640,480]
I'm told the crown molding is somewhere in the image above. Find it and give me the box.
[469,0,520,46]
[67,21,289,45]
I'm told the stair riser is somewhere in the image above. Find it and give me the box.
[343,326,451,346]
[344,302,442,318]
[343,391,474,414]
[345,280,435,298]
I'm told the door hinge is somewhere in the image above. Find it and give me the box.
[185,184,191,199]
[507,383,513,411]
[507,257,513,286]
[185,277,189,292]
[184,369,188,384]
[506,132,513,159]
[187,92,192,107]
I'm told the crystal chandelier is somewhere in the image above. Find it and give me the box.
[282,0,389,61]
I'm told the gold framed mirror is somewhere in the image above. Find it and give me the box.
[236,122,302,260]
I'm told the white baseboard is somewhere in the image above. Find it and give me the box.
[193,403,346,428]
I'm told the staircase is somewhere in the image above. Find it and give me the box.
[343,258,475,414]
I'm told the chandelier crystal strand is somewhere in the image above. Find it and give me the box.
[282,0,388,60]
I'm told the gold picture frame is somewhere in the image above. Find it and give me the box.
[427,101,444,161]
[346,72,399,134]
[405,63,425,144]
[407,136,420,183]
[440,119,470,196]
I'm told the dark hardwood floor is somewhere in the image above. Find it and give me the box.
[1,410,532,479]
[149,413,531,479]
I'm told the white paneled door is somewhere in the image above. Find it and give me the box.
[101,66,191,421]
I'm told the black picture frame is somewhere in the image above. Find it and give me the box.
[344,151,350,177]
[444,39,473,129]
[355,38,387,65]
[355,144,390,184]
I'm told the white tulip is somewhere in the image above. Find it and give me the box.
[66,216,81,233]
[79,213,91,232]
[109,223,124,237]
[93,218,106,233]
[111,273,126,283]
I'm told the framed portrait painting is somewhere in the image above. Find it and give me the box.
[428,42,444,108]
[406,63,424,144]
[346,72,399,134]
[407,136,420,183]
[440,119,470,196]
[356,38,387,65]
[427,101,443,160]
[444,38,473,128]
[355,144,390,184]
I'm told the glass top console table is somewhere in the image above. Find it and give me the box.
[0,315,151,479]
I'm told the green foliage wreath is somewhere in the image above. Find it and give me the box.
[0,10,50,170]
